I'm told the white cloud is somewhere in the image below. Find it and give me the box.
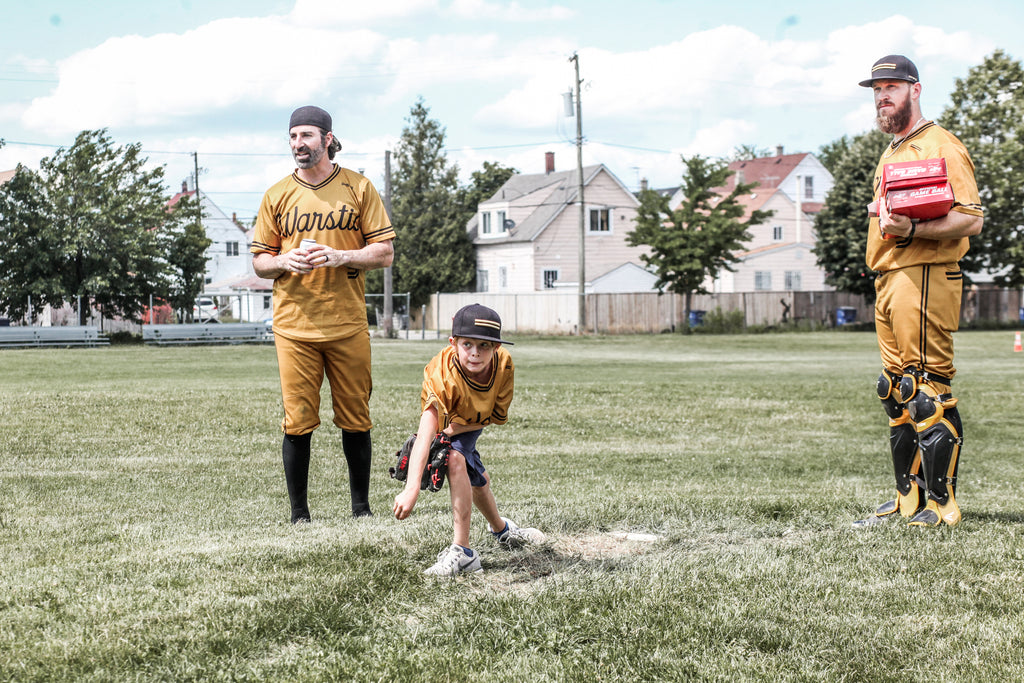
[447,0,574,21]
[8,6,1002,218]
[289,0,440,26]
[21,16,389,134]
[288,0,573,26]
[0,143,49,174]
[682,119,759,159]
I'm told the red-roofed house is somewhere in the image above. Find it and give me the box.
[670,146,834,293]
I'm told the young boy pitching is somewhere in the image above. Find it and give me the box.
[392,304,544,576]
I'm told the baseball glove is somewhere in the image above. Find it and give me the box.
[389,433,451,492]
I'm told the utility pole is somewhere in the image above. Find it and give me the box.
[193,152,201,220]
[570,52,586,334]
[383,150,394,337]
[193,151,205,318]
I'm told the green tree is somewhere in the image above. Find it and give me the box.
[162,193,211,320]
[0,166,62,322]
[939,49,1024,286]
[811,129,888,300]
[816,136,853,175]
[390,98,475,307]
[457,161,517,217]
[366,159,516,297]
[730,144,771,161]
[0,131,174,324]
[627,154,771,330]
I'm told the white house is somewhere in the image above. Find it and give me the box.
[167,182,272,321]
[469,153,652,293]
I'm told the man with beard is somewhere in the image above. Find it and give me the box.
[252,105,395,523]
[853,56,984,528]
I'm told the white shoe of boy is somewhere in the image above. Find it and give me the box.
[424,544,482,576]
[489,517,546,549]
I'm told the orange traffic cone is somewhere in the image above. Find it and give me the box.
[1015,331,1022,353]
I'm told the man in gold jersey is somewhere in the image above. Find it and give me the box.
[252,105,395,522]
[853,56,984,528]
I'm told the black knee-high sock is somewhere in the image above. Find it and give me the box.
[342,430,373,516]
[283,433,312,523]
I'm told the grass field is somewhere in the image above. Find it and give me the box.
[2,330,1023,681]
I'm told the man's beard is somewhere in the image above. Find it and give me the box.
[293,142,326,169]
[876,96,913,135]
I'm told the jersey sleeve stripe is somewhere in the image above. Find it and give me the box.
[364,226,396,242]
[250,240,280,254]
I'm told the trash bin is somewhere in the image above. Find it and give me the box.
[688,310,706,327]
[836,307,857,325]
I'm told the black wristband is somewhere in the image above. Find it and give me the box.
[909,219,918,239]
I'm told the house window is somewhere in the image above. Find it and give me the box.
[772,226,783,241]
[754,271,772,291]
[499,266,508,290]
[481,212,491,235]
[543,269,559,289]
[785,271,802,291]
[589,208,611,232]
[497,211,507,234]
[476,269,489,292]
[803,176,814,200]
[226,241,239,256]
[263,295,272,309]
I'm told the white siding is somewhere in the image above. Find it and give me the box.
[729,245,828,292]
[532,170,647,288]
[199,192,251,285]
[476,243,534,293]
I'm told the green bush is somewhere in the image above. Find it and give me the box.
[106,330,142,345]
[693,307,745,334]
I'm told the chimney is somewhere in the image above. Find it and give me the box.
[545,151,555,174]
[776,145,784,157]
[182,180,188,192]
[640,178,648,192]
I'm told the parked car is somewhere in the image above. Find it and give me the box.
[192,297,219,322]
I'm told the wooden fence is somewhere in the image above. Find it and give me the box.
[427,286,1022,335]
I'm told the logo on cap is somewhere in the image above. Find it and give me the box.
[858,55,919,88]
[451,304,512,344]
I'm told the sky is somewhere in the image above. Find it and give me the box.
[1,0,1021,225]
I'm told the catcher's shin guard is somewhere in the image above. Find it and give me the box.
[873,370,923,518]
[909,402,963,527]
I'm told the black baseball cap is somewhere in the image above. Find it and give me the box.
[289,105,332,131]
[859,55,919,88]
[451,304,512,344]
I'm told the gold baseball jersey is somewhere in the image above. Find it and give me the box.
[421,345,514,430]
[866,122,983,273]
[252,165,395,341]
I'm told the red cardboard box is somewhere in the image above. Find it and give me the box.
[881,158,948,193]
[886,182,954,220]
